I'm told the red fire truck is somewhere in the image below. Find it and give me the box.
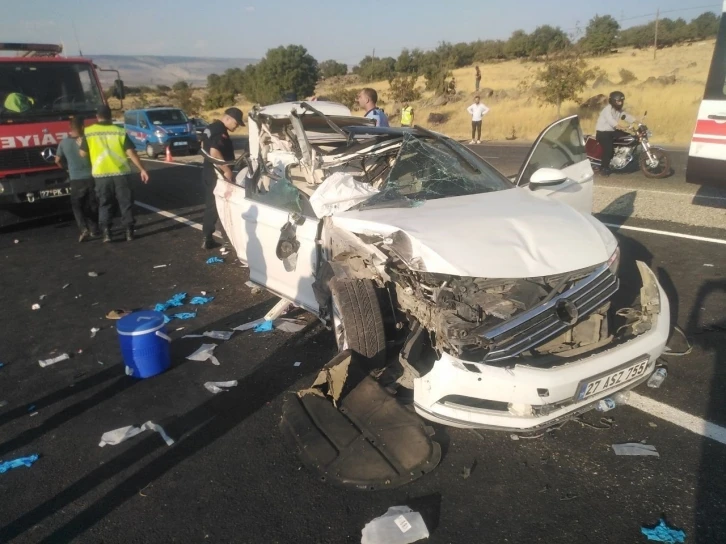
[0,43,124,227]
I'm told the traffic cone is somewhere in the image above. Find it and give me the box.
[165,146,173,163]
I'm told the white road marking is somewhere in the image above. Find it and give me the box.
[135,199,726,445]
[135,201,222,239]
[603,222,726,245]
[629,392,726,446]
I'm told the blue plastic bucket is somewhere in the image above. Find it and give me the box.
[116,310,171,378]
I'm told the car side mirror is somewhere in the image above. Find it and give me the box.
[113,79,126,100]
[529,168,567,189]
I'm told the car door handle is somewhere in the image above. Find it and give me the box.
[707,114,726,121]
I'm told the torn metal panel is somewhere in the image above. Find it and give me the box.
[282,351,441,489]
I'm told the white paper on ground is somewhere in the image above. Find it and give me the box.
[233,318,266,332]
[99,420,175,447]
[32,304,41,310]
[186,344,220,366]
[204,380,238,394]
[203,330,234,341]
[309,172,379,217]
[90,327,101,338]
[274,318,306,333]
[611,443,660,457]
[39,353,70,367]
[361,506,429,544]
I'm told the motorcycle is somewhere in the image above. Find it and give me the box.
[585,112,671,179]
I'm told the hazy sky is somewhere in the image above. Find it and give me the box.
[2,0,721,64]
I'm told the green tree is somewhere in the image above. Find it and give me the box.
[396,48,422,74]
[171,81,201,115]
[690,12,720,40]
[243,45,319,104]
[156,84,171,93]
[319,60,348,79]
[472,39,507,62]
[387,75,421,103]
[506,30,531,58]
[582,15,620,55]
[529,25,571,58]
[354,56,396,82]
[529,54,599,116]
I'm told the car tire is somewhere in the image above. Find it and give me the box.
[330,278,386,367]
[146,143,157,159]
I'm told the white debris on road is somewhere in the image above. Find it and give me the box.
[186,344,221,366]
[38,353,70,368]
[99,421,175,447]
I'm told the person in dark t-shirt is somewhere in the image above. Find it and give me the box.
[200,107,244,249]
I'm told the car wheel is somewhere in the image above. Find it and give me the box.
[146,143,157,159]
[329,278,386,367]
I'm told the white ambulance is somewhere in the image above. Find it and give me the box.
[687,1,726,185]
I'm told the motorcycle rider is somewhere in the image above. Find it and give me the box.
[596,91,636,176]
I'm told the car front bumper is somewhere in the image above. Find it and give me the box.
[413,263,670,430]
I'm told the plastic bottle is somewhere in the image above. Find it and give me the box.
[647,367,667,388]
[595,391,631,412]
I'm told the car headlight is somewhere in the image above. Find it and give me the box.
[607,246,620,275]
[154,129,166,140]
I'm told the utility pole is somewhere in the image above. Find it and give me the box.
[654,8,660,60]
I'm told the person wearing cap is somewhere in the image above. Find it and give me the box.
[200,107,244,250]
[80,105,149,242]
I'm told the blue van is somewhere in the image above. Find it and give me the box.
[123,107,199,158]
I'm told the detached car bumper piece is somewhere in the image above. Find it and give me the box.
[413,262,670,430]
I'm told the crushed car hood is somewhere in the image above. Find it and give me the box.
[333,189,616,278]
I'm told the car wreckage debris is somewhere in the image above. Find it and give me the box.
[361,506,430,544]
[280,350,441,490]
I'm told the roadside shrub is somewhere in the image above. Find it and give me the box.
[387,75,422,104]
[619,69,638,84]
[327,86,361,110]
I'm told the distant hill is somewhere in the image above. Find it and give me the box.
[89,55,257,87]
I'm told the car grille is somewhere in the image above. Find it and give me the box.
[480,263,619,363]
[0,147,52,171]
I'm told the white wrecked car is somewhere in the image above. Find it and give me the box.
[213,101,670,431]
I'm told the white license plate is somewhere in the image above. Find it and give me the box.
[576,357,650,400]
[39,188,70,199]
[173,141,187,146]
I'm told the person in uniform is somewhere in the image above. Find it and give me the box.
[200,107,244,249]
[80,105,149,242]
[358,88,389,128]
[400,101,414,127]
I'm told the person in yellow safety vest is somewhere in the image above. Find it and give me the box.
[401,101,414,127]
[80,105,149,242]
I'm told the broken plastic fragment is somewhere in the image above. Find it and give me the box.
[203,330,233,341]
[641,518,686,543]
[206,257,224,264]
[186,344,220,366]
[153,264,168,269]
[38,353,70,368]
[88,271,98,277]
[274,318,306,333]
[90,327,101,338]
[190,296,215,305]
[254,320,274,333]
[62,283,70,289]
[233,318,266,332]
[244,281,262,294]
[99,421,174,447]
[39,294,47,300]
[294,361,302,367]
[612,443,659,457]
[0,454,39,474]
[361,506,429,544]
[31,304,41,311]
[204,380,238,394]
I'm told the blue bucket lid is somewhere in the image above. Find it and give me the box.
[117,310,167,336]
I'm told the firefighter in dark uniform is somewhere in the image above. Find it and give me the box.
[200,107,244,249]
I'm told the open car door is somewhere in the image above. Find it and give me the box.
[515,115,593,214]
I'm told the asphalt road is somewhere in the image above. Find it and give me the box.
[1,160,726,543]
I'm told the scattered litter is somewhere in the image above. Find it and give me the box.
[186,344,220,366]
[98,361,104,365]
[190,296,215,305]
[254,320,274,333]
[14,239,19,244]
[0,454,39,473]
[171,312,197,320]
[176,327,185,331]
[106,309,132,320]
[293,361,302,367]
[274,318,306,333]
[204,380,238,394]
[647,367,667,388]
[510,434,520,441]
[612,443,659,457]
[200,291,207,296]
[39,294,47,300]
[90,327,101,338]
[39,353,70,368]
[153,264,168,269]
[62,283,70,289]
[641,518,686,543]
[203,330,233,341]
[154,292,186,312]
[649,422,658,428]
[704,263,714,267]
[77,349,83,354]
[88,271,99,277]
[361,506,429,544]
[29,412,38,417]
[182,334,205,338]
[206,257,224,265]
[99,421,174,447]
[31,303,41,311]
[461,459,477,479]
[220,247,230,255]
[233,318,265,332]
[245,281,262,294]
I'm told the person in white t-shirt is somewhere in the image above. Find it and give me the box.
[467,96,490,144]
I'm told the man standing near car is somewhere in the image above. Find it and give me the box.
[80,105,149,242]
[467,96,489,144]
[358,88,389,127]
[200,107,244,250]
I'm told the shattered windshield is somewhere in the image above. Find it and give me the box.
[355,134,512,210]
